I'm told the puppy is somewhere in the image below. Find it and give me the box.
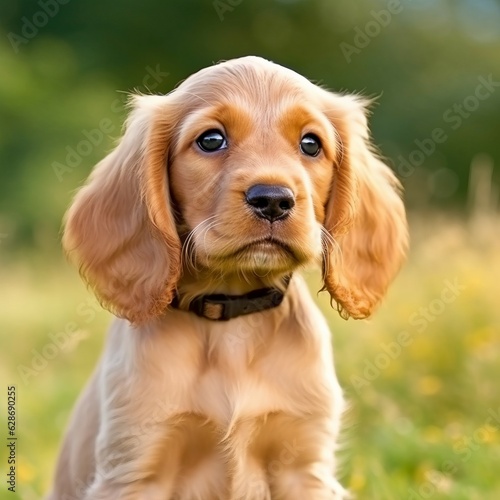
[48,56,408,500]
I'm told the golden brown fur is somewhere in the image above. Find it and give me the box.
[48,56,408,499]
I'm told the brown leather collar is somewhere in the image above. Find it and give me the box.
[171,276,291,321]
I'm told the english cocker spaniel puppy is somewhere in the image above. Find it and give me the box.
[48,56,408,500]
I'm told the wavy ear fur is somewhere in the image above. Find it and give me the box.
[63,95,182,324]
[321,93,408,319]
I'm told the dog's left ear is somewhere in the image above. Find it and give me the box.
[320,92,409,319]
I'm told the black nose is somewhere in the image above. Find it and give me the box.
[245,184,295,222]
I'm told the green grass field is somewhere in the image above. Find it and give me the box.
[1,214,499,499]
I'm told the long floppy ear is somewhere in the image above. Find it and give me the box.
[63,95,182,324]
[321,93,408,319]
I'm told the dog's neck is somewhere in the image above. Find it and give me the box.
[174,268,291,313]
[176,270,289,301]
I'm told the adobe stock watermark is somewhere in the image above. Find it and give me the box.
[350,278,465,393]
[7,0,71,53]
[52,65,169,182]
[407,407,500,499]
[213,0,243,21]
[340,0,404,64]
[16,297,101,384]
[397,74,500,179]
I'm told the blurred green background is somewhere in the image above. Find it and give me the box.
[0,0,499,498]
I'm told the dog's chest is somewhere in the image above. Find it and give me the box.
[161,319,300,427]
[192,362,279,427]
[193,328,291,426]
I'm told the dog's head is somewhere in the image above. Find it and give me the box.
[63,56,408,323]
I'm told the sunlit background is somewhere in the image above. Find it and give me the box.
[1,0,499,498]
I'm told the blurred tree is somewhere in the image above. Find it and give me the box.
[0,0,499,250]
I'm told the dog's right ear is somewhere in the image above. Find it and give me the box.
[63,95,182,324]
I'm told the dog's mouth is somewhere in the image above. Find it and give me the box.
[230,237,298,260]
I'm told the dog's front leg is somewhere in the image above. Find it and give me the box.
[83,408,183,500]
[268,415,348,500]
[81,358,185,500]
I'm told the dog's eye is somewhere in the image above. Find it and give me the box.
[196,130,227,152]
[300,134,321,157]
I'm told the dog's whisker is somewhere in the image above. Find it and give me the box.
[321,227,344,277]
[200,221,224,254]
[181,216,219,273]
